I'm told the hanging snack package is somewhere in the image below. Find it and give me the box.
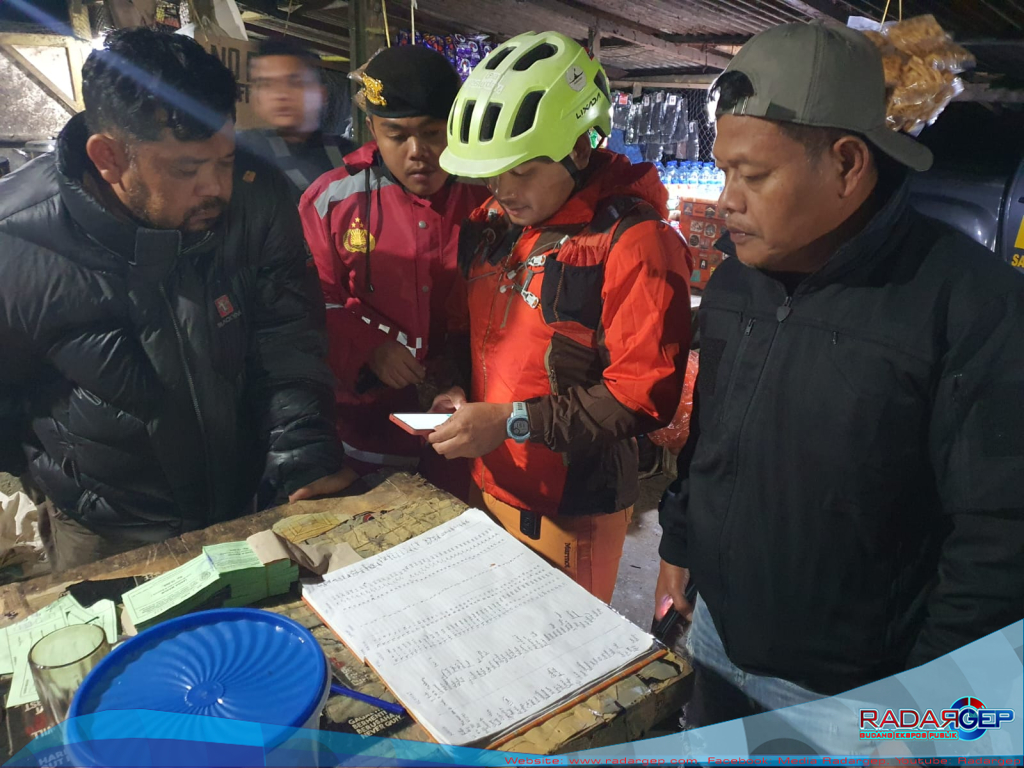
[660,93,681,143]
[638,93,655,139]
[612,91,631,131]
[861,14,975,136]
[670,98,690,143]
[649,91,667,141]
[625,100,643,145]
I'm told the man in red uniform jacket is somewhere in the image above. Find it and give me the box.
[300,46,489,496]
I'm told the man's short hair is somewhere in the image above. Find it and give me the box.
[83,28,236,143]
[256,37,321,76]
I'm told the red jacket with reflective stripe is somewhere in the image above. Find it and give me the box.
[458,150,694,515]
[300,143,489,460]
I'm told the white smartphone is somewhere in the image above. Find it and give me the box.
[389,413,452,436]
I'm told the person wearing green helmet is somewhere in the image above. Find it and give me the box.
[426,31,694,603]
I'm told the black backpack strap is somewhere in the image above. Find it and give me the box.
[591,195,666,248]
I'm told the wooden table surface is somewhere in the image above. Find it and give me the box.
[0,471,691,757]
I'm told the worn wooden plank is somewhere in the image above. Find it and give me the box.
[67,0,91,41]
[66,40,84,110]
[0,44,79,115]
[610,73,717,90]
[529,0,732,69]
[0,33,73,48]
[775,0,847,21]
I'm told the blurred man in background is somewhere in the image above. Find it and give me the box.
[241,38,354,204]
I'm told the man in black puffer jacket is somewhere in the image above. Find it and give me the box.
[656,22,1024,734]
[0,29,355,571]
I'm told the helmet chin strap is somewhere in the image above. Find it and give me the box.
[560,154,586,193]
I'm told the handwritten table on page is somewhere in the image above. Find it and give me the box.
[302,508,656,746]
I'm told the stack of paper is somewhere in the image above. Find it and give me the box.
[1,594,117,709]
[303,509,659,747]
[122,541,299,633]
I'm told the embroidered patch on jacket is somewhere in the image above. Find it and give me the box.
[215,295,235,318]
[215,295,242,328]
[343,217,376,253]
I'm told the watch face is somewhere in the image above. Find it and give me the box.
[509,418,530,438]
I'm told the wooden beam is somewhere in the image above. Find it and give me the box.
[350,0,384,145]
[0,44,80,114]
[67,0,91,41]
[611,74,717,91]
[527,0,732,70]
[955,83,1024,104]
[774,0,848,21]
[588,22,601,61]
[242,18,350,52]
[0,135,57,147]
[0,32,73,47]
[66,40,85,110]
[664,34,751,46]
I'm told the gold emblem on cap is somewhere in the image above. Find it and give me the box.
[363,75,387,107]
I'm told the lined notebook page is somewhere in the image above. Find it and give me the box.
[303,508,655,746]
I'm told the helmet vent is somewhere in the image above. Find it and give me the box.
[485,46,515,70]
[512,43,557,72]
[460,100,476,144]
[480,103,502,141]
[511,91,543,138]
[595,71,610,102]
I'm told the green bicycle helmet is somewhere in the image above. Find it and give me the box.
[440,31,612,178]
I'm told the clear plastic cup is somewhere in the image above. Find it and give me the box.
[29,624,110,727]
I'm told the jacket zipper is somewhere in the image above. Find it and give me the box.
[719,317,756,420]
[160,285,216,521]
[718,293,794,627]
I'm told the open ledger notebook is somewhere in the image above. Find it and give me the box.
[302,508,660,747]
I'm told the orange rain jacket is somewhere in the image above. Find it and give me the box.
[457,150,694,516]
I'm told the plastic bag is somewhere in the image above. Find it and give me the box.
[649,350,699,453]
[612,92,631,131]
[859,14,976,136]
[659,93,680,143]
[670,99,690,143]
[887,63,961,135]
[638,94,655,138]
[1,490,50,583]
[625,101,643,145]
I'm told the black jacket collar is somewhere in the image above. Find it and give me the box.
[55,114,213,282]
[805,178,912,290]
[714,179,913,293]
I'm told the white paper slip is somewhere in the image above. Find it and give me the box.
[303,508,657,746]
[391,413,451,432]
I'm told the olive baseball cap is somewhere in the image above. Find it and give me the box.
[712,21,933,172]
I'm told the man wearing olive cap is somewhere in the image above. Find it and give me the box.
[299,46,488,495]
[657,21,1024,728]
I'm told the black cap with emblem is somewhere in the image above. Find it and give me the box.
[362,45,462,121]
